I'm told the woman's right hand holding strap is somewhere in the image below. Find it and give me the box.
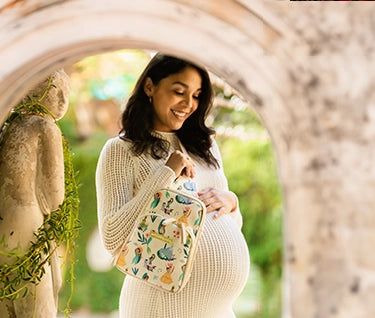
[165,150,196,179]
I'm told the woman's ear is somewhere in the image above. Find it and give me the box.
[143,77,154,97]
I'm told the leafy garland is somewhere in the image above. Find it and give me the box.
[0,78,80,317]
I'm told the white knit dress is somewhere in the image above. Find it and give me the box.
[96,132,250,318]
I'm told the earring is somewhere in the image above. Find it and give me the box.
[149,96,153,104]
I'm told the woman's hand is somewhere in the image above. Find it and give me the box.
[165,150,196,178]
[198,188,237,219]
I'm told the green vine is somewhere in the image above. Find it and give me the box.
[0,78,80,317]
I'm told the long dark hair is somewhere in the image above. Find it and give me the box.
[120,53,219,168]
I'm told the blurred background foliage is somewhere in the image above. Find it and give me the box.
[57,49,283,318]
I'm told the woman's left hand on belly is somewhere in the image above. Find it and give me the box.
[198,188,237,219]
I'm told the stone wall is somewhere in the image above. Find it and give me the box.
[0,1,374,317]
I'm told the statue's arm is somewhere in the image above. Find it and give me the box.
[36,118,65,215]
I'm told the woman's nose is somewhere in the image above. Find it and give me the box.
[183,95,194,108]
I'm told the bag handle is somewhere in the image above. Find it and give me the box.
[175,139,194,182]
[166,138,200,197]
[177,139,188,155]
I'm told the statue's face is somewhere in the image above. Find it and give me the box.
[39,70,70,120]
[43,83,69,120]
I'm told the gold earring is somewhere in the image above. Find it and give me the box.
[149,96,153,104]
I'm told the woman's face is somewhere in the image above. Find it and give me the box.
[145,66,202,132]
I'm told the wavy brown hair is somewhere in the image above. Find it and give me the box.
[120,53,218,168]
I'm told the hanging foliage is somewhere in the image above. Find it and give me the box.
[0,78,80,317]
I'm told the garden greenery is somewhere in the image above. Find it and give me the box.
[0,78,80,317]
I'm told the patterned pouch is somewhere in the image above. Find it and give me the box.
[114,178,206,293]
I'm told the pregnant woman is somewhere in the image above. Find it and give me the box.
[96,53,250,318]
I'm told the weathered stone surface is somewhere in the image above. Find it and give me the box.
[0,1,374,317]
[0,70,70,317]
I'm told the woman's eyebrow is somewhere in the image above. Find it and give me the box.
[172,81,188,88]
[172,81,201,91]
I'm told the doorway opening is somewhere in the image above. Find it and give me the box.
[56,49,283,318]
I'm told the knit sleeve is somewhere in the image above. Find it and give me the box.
[95,138,176,256]
[210,138,243,228]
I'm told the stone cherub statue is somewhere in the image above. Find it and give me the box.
[0,69,70,317]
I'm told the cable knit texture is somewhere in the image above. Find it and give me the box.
[96,132,250,318]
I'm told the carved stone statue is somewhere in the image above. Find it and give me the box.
[0,69,70,317]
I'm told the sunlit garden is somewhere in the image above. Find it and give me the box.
[57,49,283,318]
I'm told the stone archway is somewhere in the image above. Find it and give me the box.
[1,1,375,318]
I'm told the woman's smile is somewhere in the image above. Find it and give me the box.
[171,109,189,119]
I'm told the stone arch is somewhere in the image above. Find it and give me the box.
[0,0,292,313]
[0,1,296,153]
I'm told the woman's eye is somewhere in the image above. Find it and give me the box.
[174,91,184,95]
[193,95,200,100]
